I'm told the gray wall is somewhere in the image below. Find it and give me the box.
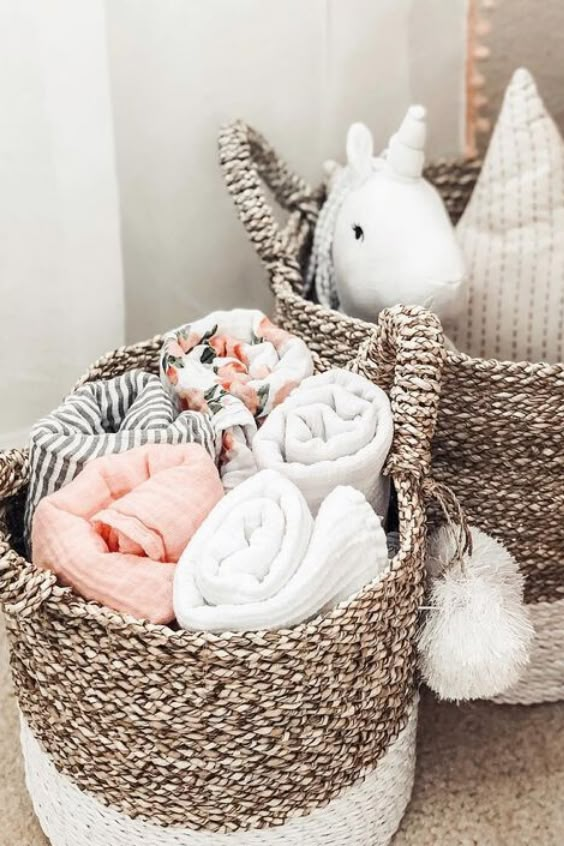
[481,0,564,149]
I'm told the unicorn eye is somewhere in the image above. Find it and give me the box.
[352,224,364,242]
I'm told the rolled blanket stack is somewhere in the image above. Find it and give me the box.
[25,370,217,545]
[173,469,389,632]
[160,309,314,490]
[32,444,224,624]
[25,311,396,632]
[252,369,393,519]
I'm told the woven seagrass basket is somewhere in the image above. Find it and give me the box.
[219,120,564,707]
[0,307,445,845]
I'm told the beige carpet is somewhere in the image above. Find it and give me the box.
[1,617,563,846]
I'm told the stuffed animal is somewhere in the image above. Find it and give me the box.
[307,106,467,327]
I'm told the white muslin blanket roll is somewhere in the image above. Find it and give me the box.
[252,369,393,519]
[173,469,388,633]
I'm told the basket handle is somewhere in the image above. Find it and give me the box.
[0,448,59,617]
[354,304,446,480]
[0,448,30,501]
[0,539,58,618]
[218,120,320,290]
[355,304,472,558]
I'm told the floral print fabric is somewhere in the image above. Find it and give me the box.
[160,309,314,489]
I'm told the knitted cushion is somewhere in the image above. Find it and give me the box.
[452,68,564,362]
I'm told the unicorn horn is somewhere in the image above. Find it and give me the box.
[387,105,426,179]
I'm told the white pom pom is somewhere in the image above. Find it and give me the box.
[418,526,534,701]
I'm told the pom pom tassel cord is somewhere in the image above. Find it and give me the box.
[421,476,473,565]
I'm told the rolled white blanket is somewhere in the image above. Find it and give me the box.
[173,469,389,632]
[252,369,393,519]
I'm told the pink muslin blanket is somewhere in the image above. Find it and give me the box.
[31,443,224,624]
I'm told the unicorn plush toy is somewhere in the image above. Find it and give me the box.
[307,106,466,327]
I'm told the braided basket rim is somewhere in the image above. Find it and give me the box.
[1,543,417,644]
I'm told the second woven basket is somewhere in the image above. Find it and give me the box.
[219,119,564,707]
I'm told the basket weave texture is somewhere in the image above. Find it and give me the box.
[0,306,442,832]
[20,700,418,846]
[218,120,564,620]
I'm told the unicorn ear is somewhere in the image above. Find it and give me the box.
[346,123,374,183]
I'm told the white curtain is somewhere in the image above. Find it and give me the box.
[0,0,124,448]
[0,0,468,448]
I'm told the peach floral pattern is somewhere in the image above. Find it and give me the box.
[160,309,314,489]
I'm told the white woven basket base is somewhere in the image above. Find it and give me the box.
[21,697,418,846]
[494,598,564,705]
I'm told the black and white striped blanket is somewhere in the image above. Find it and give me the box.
[25,370,218,544]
